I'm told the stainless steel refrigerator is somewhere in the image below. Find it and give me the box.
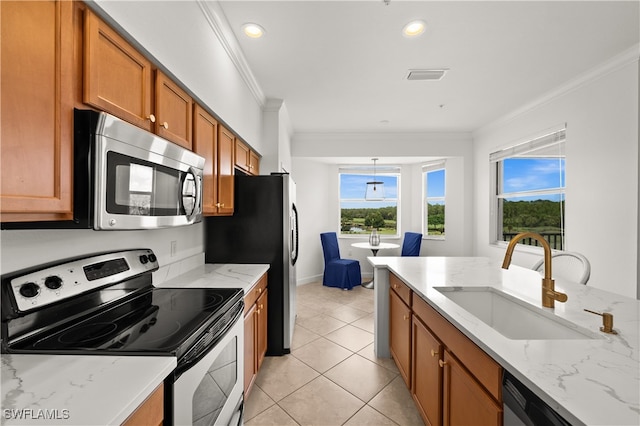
[204,173,299,355]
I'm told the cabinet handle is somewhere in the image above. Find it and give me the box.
[147,114,156,123]
[259,304,264,310]
[257,287,262,294]
[215,202,225,208]
[159,121,169,129]
[256,308,261,314]
[438,359,447,368]
[403,314,409,321]
[393,284,398,289]
[431,349,439,357]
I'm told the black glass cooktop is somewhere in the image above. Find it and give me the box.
[11,287,243,357]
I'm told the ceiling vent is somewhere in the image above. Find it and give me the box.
[405,69,448,81]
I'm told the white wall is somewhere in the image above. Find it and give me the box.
[473,55,639,298]
[0,224,204,275]
[291,132,474,284]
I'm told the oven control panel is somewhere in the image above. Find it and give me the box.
[4,249,159,314]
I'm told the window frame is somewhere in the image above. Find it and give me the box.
[489,127,566,250]
[338,165,401,238]
[423,161,446,240]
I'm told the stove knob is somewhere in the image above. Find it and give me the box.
[139,255,149,264]
[19,282,40,298]
[44,275,63,290]
[148,254,157,263]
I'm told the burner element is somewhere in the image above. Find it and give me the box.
[58,322,118,344]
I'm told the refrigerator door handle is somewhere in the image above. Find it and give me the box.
[291,203,299,265]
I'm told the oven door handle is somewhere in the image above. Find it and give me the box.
[174,304,243,379]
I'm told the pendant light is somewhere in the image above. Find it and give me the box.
[365,158,385,201]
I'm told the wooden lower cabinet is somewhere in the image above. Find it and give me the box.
[244,303,257,394]
[389,287,412,388]
[443,351,502,426]
[390,273,503,426]
[412,316,442,426]
[256,289,268,372]
[121,382,163,426]
[243,274,268,396]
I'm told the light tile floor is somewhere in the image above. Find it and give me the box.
[245,282,424,426]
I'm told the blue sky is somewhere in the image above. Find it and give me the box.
[340,173,398,209]
[425,169,445,198]
[503,158,565,193]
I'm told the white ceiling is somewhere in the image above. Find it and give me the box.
[217,0,639,134]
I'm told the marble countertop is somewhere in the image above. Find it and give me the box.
[369,256,640,426]
[153,263,270,292]
[1,354,176,425]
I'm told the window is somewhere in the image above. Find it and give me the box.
[490,128,566,250]
[423,162,446,238]
[339,166,400,237]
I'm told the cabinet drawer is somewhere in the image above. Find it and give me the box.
[412,295,502,401]
[390,273,412,306]
[244,273,268,315]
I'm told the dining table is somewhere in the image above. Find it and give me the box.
[351,241,400,289]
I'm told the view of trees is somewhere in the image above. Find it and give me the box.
[341,207,397,234]
[502,199,564,232]
[427,203,445,235]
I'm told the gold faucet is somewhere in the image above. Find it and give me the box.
[501,232,568,308]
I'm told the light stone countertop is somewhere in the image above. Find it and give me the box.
[1,354,176,425]
[153,263,270,293]
[369,256,640,426]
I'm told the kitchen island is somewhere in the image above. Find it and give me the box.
[370,256,639,426]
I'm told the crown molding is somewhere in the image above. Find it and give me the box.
[476,43,640,136]
[196,0,266,108]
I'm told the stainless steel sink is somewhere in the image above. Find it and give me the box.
[434,287,600,340]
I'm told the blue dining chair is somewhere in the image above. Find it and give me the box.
[320,232,362,290]
[401,232,423,256]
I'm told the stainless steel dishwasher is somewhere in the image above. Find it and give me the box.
[503,370,571,426]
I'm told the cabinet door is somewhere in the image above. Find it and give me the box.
[83,9,153,131]
[193,104,218,216]
[249,150,260,175]
[216,125,235,215]
[1,0,74,221]
[122,383,164,426]
[234,139,250,172]
[390,288,411,388]
[256,289,268,371]
[412,316,442,426]
[155,71,192,149]
[442,351,502,426]
[244,304,257,395]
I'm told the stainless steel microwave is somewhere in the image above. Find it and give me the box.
[2,110,205,230]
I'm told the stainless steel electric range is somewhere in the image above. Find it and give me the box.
[1,249,244,426]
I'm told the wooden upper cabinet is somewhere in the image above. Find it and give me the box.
[249,150,260,175]
[235,139,260,175]
[83,8,153,131]
[1,0,74,221]
[155,71,193,149]
[216,125,235,215]
[193,104,218,215]
[235,139,251,172]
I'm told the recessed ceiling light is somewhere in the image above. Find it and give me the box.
[402,20,427,37]
[242,23,265,38]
